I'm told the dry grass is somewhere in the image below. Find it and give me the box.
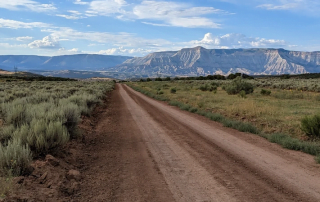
[130,80,320,139]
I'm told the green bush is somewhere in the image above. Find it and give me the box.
[225,77,254,95]
[261,89,271,95]
[301,115,320,139]
[170,87,177,93]
[199,84,209,91]
[0,139,32,176]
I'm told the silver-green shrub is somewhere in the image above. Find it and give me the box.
[0,139,32,176]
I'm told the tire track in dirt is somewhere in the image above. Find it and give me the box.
[74,85,174,202]
[120,85,236,202]
[121,84,320,202]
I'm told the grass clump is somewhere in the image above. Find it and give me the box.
[222,119,260,134]
[267,133,320,156]
[261,89,271,95]
[170,87,177,94]
[301,114,320,139]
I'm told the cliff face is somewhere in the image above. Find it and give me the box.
[114,47,320,76]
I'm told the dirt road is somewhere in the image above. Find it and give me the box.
[76,84,320,202]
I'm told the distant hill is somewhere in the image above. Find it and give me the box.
[111,47,320,76]
[30,70,141,80]
[0,69,42,77]
[0,54,132,71]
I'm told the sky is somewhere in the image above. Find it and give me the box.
[0,0,319,56]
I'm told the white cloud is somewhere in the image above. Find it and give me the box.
[0,18,50,29]
[74,0,89,5]
[57,48,83,55]
[86,0,127,17]
[0,0,56,12]
[41,27,171,48]
[257,3,298,10]
[98,47,153,55]
[132,1,225,28]
[223,0,320,15]
[56,10,85,20]
[16,36,33,41]
[85,0,226,28]
[28,35,60,49]
[189,33,287,49]
[0,43,28,48]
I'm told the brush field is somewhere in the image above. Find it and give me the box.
[0,79,114,178]
[129,77,320,139]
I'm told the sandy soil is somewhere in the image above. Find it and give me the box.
[5,83,320,201]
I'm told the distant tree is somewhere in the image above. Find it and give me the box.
[164,77,171,81]
[242,74,254,79]
[146,78,152,82]
[280,74,291,79]
[227,74,236,80]
[155,77,162,81]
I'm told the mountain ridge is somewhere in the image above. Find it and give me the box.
[0,54,132,71]
[111,47,320,76]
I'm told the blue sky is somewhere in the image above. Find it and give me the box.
[0,0,319,56]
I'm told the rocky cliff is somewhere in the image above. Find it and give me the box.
[112,47,320,76]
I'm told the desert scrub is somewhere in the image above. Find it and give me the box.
[170,87,177,93]
[129,80,320,139]
[260,89,271,95]
[0,138,32,176]
[0,80,115,175]
[301,115,320,139]
[224,77,254,95]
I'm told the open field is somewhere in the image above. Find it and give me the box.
[129,78,320,138]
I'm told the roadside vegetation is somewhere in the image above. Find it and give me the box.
[127,75,320,162]
[0,78,114,197]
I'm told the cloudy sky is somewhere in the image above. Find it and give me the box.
[0,0,319,56]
